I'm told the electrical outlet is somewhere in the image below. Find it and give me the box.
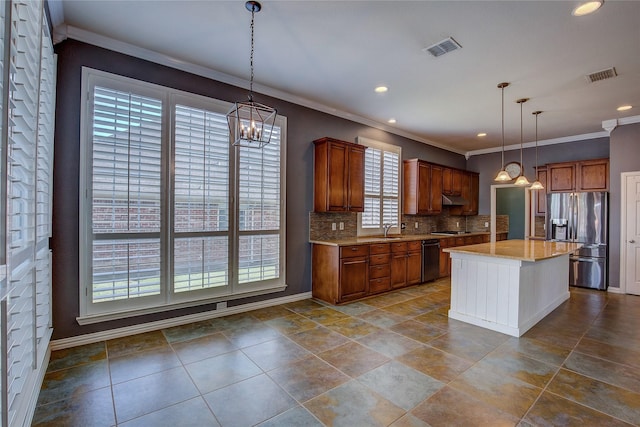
[331,223,336,231]
[415,222,419,229]
[217,301,227,310]
[485,222,489,228]
[339,222,344,230]
[456,221,459,228]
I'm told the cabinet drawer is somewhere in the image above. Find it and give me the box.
[391,242,408,253]
[407,240,422,252]
[340,245,369,258]
[369,277,390,294]
[369,243,390,255]
[369,264,390,279]
[455,237,465,246]
[370,253,391,265]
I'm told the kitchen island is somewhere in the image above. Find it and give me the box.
[444,239,581,337]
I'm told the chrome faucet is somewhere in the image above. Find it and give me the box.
[383,223,395,238]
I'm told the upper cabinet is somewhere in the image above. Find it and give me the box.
[535,167,547,216]
[442,168,463,196]
[547,158,609,193]
[449,171,479,216]
[314,137,366,212]
[403,159,442,215]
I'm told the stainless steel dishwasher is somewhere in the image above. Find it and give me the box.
[421,239,440,282]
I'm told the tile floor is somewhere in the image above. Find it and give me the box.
[33,279,640,426]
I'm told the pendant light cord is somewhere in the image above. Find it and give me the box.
[249,6,255,101]
[520,100,524,170]
[501,86,505,168]
[534,113,538,175]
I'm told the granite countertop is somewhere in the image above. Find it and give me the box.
[443,239,582,262]
[310,231,491,246]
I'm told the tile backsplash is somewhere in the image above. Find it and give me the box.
[310,209,509,241]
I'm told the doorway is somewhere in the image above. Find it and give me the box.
[490,184,530,242]
[621,171,640,295]
[497,187,526,239]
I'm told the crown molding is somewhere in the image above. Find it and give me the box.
[602,114,640,135]
[465,131,609,158]
[55,25,466,156]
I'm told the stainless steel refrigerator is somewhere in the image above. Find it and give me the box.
[546,192,608,290]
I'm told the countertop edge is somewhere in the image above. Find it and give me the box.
[310,231,494,247]
[444,240,582,262]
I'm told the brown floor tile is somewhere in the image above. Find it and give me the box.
[32,386,115,427]
[109,345,181,384]
[268,355,350,402]
[546,368,640,425]
[248,305,296,321]
[563,351,640,394]
[242,336,311,371]
[396,346,472,383]
[282,299,325,314]
[222,322,282,348]
[413,310,464,330]
[523,391,633,427]
[428,330,500,362]
[390,319,447,344]
[162,320,219,343]
[411,386,520,427]
[300,306,352,325]
[107,330,169,358]
[318,341,389,377]
[171,332,237,365]
[47,342,107,372]
[356,308,409,328]
[357,329,422,358]
[38,361,111,406]
[477,346,558,388]
[287,325,350,353]
[448,365,542,418]
[264,313,318,335]
[574,336,640,369]
[498,336,571,366]
[324,316,381,339]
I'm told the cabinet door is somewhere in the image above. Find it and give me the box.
[578,159,608,191]
[347,145,366,211]
[406,251,422,285]
[429,165,443,214]
[339,257,369,302]
[390,253,407,288]
[535,168,547,216]
[417,162,432,214]
[327,142,348,211]
[442,168,452,195]
[465,173,479,215]
[451,169,463,196]
[549,163,575,192]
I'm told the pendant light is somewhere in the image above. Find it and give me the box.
[494,82,512,181]
[226,1,277,149]
[514,98,530,186]
[530,111,544,190]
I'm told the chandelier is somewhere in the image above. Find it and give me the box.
[226,1,277,149]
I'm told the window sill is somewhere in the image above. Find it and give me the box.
[76,284,287,325]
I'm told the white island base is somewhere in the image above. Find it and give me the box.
[446,241,577,337]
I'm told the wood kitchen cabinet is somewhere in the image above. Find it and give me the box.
[390,241,422,289]
[313,137,366,212]
[442,168,463,196]
[406,241,423,285]
[369,243,391,294]
[449,171,479,216]
[312,244,369,304]
[547,158,608,193]
[403,159,443,215]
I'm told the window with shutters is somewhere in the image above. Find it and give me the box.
[356,137,401,236]
[80,68,286,321]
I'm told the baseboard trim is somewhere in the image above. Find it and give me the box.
[607,286,623,294]
[51,292,312,350]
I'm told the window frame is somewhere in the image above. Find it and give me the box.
[79,68,287,323]
[356,136,402,237]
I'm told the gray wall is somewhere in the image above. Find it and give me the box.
[52,39,466,339]
[466,138,610,215]
[609,122,640,289]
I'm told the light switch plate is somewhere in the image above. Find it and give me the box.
[331,223,336,231]
[415,222,419,229]
[339,222,344,230]
[485,222,489,228]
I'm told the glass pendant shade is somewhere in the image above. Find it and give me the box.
[530,180,544,190]
[514,174,530,186]
[226,1,277,149]
[495,170,511,181]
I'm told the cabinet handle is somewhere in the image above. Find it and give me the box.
[631,240,636,244]
[351,247,358,251]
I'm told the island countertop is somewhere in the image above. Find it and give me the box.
[443,239,581,262]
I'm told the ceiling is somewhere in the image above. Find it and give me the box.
[50,0,640,155]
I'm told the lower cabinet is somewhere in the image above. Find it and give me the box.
[340,256,369,302]
[406,241,423,285]
[369,243,391,294]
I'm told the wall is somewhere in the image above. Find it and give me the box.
[52,39,466,339]
[466,137,610,214]
[609,122,640,289]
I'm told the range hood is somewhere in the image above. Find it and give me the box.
[442,194,468,206]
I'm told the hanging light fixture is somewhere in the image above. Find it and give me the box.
[530,111,544,190]
[494,82,512,181]
[514,98,530,186]
[226,1,277,149]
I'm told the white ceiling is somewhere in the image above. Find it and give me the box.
[51,0,640,155]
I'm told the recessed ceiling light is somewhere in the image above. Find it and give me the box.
[388,118,396,124]
[477,133,487,137]
[375,86,388,93]
[572,1,603,16]
[617,105,633,111]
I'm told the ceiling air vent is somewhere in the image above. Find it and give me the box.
[585,67,617,83]
[423,37,462,58]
